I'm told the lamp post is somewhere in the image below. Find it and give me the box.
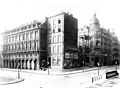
[115,61,117,71]
[80,36,85,72]
[48,62,50,75]
[97,62,100,75]
[82,61,84,72]
[47,57,50,75]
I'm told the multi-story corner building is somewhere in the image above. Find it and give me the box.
[0,34,3,68]
[78,14,113,67]
[2,20,47,70]
[111,34,120,64]
[47,12,78,69]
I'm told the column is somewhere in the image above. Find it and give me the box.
[32,60,34,70]
[26,60,28,69]
[27,60,29,69]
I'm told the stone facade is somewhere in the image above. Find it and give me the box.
[47,12,78,69]
[2,20,47,70]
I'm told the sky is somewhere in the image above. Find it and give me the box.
[0,0,120,40]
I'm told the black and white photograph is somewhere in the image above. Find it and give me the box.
[0,0,120,88]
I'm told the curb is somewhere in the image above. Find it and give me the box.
[1,66,119,76]
[0,78,24,85]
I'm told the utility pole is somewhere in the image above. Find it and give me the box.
[86,26,91,63]
[97,62,100,75]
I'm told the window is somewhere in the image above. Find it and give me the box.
[58,19,61,24]
[48,37,51,43]
[15,35,17,42]
[18,44,20,50]
[53,26,56,33]
[19,35,21,42]
[58,46,60,54]
[96,40,100,46]
[28,25,31,29]
[30,32,33,40]
[58,46,62,54]
[23,34,25,41]
[58,28,61,32]
[48,46,51,54]
[53,35,56,43]
[12,36,14,43]
[9,37,11,43]
[53,19,56,25]
[26,33,29,40]
[53,46,55,54]
[57,57,61,66]
[58,25,61,32]
[27,43,30,50]
[26,42,27,50]
[58,34,61,42]
[52,58,56,66]
[30,42,31,50]
[33,23,36,28]
[36,41,39,50]
[35,31,38,39]
[53,46,57,54]
[53,29,55,33]
[34,42,36,50]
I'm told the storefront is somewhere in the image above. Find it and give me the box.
[64,48,79,69]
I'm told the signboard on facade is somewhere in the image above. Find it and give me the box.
[65,52,78,59]
[74,53,78,59]
[65,53,69,58]
[69,54,74,59]
[106,71,119,79]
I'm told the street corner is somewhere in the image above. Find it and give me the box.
[0,76,24,85]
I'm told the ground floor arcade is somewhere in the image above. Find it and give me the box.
[2,52,47,70]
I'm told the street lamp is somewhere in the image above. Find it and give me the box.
[97,62,100,75]
[82,61,84,72]
[115,61,117,71]
[47,57,50,75]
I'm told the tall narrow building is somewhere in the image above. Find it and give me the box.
[47,12,78,69]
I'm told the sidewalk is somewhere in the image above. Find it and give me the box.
[0,66,112,75]
[0,66,119,88]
